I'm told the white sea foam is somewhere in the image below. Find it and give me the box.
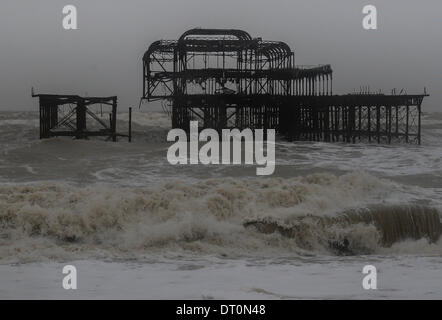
[2,256,442,299]
[0,111,442,299]
[0,171,440,263]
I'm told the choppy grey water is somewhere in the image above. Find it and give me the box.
[0,110,441,299]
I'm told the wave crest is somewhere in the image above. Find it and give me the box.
[0,172,440,262]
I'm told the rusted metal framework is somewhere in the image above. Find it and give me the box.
[142,28,427,144]
[33,93,122,141]
[279,94,424,144]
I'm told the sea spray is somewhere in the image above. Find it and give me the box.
[244,205,441,255]
[0,171,441,262]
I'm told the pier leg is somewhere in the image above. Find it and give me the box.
[128,107,132,142]
[76,99,86,139]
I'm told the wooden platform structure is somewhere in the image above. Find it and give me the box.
[141,28,428,144]
[32,93,130,141]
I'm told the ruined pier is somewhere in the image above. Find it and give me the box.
[141,28,427,144]
[33,93,131,141]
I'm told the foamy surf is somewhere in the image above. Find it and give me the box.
[1,171,440,263]
[245,205,441,255]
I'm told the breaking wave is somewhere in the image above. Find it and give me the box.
[0,171,440,263]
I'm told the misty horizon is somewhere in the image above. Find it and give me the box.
[0,0,441,111]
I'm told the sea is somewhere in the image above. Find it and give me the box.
[0,109,441,299]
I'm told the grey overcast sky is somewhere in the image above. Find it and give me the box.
[0,0,441,111]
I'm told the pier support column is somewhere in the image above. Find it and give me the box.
[76,100,86,139]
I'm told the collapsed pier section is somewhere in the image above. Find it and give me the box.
[33,93,130,141]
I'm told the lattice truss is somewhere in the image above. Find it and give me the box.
[141,29,427,144]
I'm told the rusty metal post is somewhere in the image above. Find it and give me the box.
[128,107,132,142]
